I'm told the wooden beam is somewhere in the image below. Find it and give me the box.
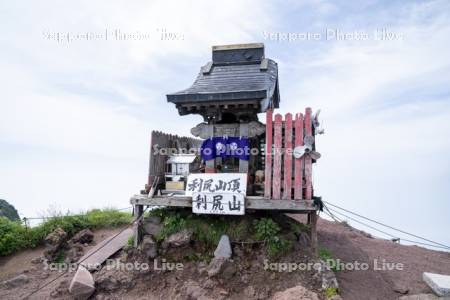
[264,109,273,198]
[309,212,318,257]
[272,114,283,199]
[283,113,293,200]
[130,195,317,212]
[294,113,304,200]
[304,108,313,200]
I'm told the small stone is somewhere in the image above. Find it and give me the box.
[393,283,409,295]
[202,279,215,289]
[69,266,95,300]
[272,285,320,300]
[244,285,256,297]
[214,235,232,259]
[1,274,29,289]
[197,262,208,275]
[31,256,43,264]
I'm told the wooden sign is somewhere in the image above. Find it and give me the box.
[186,173,247,215]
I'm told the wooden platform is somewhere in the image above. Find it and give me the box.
[130,194,317,212]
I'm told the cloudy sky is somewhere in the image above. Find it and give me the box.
[1,1,449,248]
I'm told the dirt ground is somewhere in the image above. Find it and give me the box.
[1,217,449,299]
[290,215,450,300]
[0,227,126,300]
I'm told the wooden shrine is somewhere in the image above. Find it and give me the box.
[131,43,322,254]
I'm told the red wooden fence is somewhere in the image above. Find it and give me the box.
[264,108,315,200]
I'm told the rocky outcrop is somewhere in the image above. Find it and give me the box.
[71,229,94,244]
[44,227,68,261]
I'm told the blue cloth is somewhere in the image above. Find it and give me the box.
[200,137,250,161]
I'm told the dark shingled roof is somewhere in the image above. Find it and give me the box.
[166,43,280,113]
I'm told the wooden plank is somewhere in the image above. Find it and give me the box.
[294,113,304,200]
[264,109,273,198]
[272,114,283,199]
[79,228,134,270]
[130,195,317,211]
[282,113,293,200]
[304,108,313,200]
[309,212,318,257]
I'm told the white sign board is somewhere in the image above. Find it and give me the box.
[186,173,247,215]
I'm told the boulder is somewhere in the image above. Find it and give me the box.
[423,272,450,297]
[143,222,162,237]
[1,274,29,289]
[69,266,95,300]
[271,285,320,300]
[71,229,94,244]
[140,235,158,259]
[213,235,232,259]
[145,215,161,225]
[162,229,193,249]
[44,227,68,261]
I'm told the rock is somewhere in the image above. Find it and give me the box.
[143,222,162,237]
[184,280,205,299]
[214,235,232,259]
[44,227,68,261]
[207,257,236,279]
[244,285,256,297]
[202,278,215,289]
[393,283,410,295]
[96,276,119,292]
[31,256,43,264]
[65,244,85,263]
[423,272,450,297]
[69,266,95,300]
[51,279,69,298]
[71,229,94,244]
[316,260,339,290]
[145,215,161,225]
[1,274,29,289]
[197,262,208,275]
[399,294,441,300]
[140,235,158,259]
[45,227,68,247]
[297,232,310,248]
[162,229,193,249]
[271,285,320,300]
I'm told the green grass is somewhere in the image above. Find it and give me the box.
[0,208,132,256]
[325,287,339,299]
[319,247,339,272]
[150,209,292,258]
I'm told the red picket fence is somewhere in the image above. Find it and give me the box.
[264,108,314,200]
